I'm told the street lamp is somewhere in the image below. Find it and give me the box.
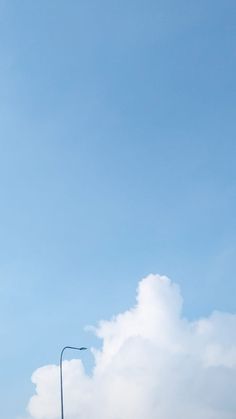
[60,346,87,419]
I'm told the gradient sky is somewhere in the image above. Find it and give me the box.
[0,1,236,418]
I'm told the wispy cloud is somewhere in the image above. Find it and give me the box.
[27,274,236,419]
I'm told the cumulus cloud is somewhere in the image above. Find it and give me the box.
[27,274,236,419]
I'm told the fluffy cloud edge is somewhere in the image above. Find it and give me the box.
[27,274,236,419]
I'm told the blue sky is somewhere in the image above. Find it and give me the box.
[0,1,236,418]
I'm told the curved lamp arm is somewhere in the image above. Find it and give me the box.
[60,346,87,419]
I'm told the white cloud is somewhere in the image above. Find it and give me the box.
[27,274,236,419]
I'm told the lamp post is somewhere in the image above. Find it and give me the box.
[60,346,87,419]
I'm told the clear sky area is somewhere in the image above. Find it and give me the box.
[0,1,236,418]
